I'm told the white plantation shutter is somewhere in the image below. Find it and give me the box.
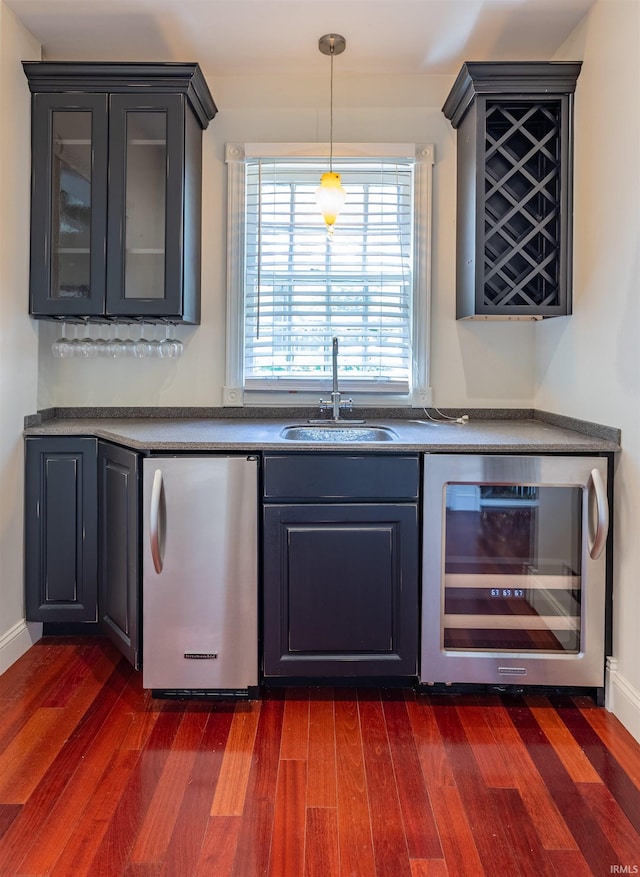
[243,157,414,392]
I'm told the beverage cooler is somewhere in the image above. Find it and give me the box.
[420,454,609,690]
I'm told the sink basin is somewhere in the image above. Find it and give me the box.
[280,424,398,442]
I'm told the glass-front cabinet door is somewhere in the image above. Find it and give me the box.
[30,94,108,316]
[106,95,185,317]
[441,481,583,653]
[421,454,609,688]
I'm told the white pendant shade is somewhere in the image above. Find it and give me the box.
[315,171,346,231]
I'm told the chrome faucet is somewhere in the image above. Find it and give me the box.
[318,336,355,421]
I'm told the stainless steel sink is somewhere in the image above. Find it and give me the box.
[280,424,398,442]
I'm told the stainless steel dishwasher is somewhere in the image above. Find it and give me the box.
[142,455,258,695]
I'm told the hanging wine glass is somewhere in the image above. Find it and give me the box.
[85,323,101,358]
[158,323,180,358]
[66,323,82,357]
[173,323,184,357]
[149,323,163,358]
[108,322,125,358]
[134,323,153,359]
[158,323,171,358]
[120,323,136,358]
[165,323,183,358]
[52,322,70,358]
[76,320,92,357]
[93,323,108,357]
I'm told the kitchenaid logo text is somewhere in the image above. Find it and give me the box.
[610,867,639,874]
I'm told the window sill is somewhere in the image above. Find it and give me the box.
[223,386,433,408]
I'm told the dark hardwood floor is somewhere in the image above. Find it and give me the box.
[0,638,639,876]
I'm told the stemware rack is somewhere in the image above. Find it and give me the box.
[51,321,184,359]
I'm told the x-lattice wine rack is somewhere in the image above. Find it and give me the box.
[443,62,582,319]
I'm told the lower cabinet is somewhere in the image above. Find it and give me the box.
[26,442,421,682]
[98,441,140,668]
[25,436,98,622]
[24,436,140,667]
[262,454,420,679]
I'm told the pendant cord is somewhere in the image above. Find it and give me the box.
[329,46,334,172]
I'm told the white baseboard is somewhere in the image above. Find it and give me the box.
[606,657,640,744]
[0,619,42,676]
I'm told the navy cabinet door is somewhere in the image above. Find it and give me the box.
[263,503,418,678]
[29,94,108,317]
[106,94,199,321]
[25,437,98,622]
[98,441,140,668]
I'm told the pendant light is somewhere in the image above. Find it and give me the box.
[316,33,346,234]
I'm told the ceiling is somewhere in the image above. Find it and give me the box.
[6,0,595,77]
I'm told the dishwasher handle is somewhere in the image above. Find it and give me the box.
[149,468,165,574]
[588,467,609,560]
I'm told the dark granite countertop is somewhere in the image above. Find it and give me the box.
[23,408,621,454]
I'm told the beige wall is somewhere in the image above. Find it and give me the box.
[0,1,40,671]
[36,70,536,409]
[539,0,640,738]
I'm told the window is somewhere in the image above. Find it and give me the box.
[224,143,434,407]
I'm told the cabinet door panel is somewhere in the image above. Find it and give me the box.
[98,442,139,668]
[30,94,108,316]
[287,525,395,652]
[43,456,83,602]
[25,437,98,621]
[263,504,418,677]
[106,94,185,317]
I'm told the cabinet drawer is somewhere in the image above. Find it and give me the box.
[263,454,419,501]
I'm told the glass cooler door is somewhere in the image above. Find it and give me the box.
[442,483,582,653]
[420,454,609,688]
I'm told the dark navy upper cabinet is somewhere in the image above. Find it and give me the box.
[443,62,581,320]
[25,436,98,622]
[23,62,217,323]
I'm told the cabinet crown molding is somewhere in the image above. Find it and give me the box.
[22,61,217,129]
[443,61,582,129]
